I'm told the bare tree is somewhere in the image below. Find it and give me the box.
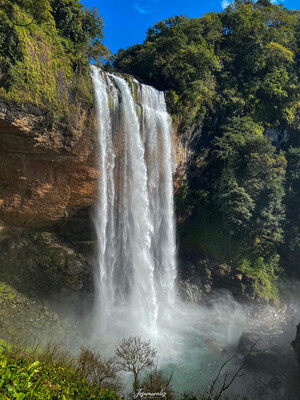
[202,340,260,400]
[78,347,123,392]
[115,336,157,391]
[141,366,175,400]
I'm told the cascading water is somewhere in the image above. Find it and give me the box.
[91,66,177,340]
[90,66,300,399]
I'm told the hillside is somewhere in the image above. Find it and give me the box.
[113,0,300,299]
[0,1,300,399]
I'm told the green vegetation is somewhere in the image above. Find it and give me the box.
[0,0,109,117]
[0,280,74,346]
[113,0,300,296]
[113,1,299,130]
[0,344,120,400]
[0,0,298,302]
[0,337,249,400]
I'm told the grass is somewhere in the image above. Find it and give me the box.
[0,341,121,400]
[0,283,16,302]
[0,338,250,400]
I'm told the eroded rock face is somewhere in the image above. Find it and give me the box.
[178,257,260,303]
[0,230,93,316]
[292,323,300,367]
[0,281,75,344]
[238,332,270,355]
[0,100,98,238]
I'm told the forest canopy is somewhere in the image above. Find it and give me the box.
[113,0,300,295]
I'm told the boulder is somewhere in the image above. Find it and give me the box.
[178,280,204,304]
[238,332,270,355]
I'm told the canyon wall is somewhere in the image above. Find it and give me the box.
[0,100,98,239]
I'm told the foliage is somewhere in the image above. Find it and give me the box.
[0,0,109,114]
[78,347,123,392]
[213,117,286,259]
[177,116,286,292]
[281,147,300,276]
[113,15,221,130]
[140,367,175,400]
[0,344,121,400]
[0,340,251,400]
[0,0,51,26]
[50,0,111,69]
[113,0,300,289]
[113,1,299,129]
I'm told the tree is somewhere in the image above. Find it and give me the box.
[115,336,156,392]
[203,339,260,400]
[281,147,300,276]
[78,347,123,392]
[212,117,286,259]
[0,0,51,26]
[141,367,175,400]
[50,0,110,66]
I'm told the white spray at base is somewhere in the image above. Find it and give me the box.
[90,66,299,398]
[91,66,177,342]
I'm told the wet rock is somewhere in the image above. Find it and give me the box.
[247,351,280,371]
[178,258,213,303]
[235,273,243,281]
[178,256,261,303]
[178,280,204,304]
[0,282,75,344]
[204,338,226,353]
[265,126,289,151]
[250,374,288,400]
[238,332,270,355]
[291,323,300,367]
[0,231,93,316]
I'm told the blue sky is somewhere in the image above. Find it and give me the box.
[82,0,299,54]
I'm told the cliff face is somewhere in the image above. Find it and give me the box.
[0,100,98,239]
[0,95,284,307]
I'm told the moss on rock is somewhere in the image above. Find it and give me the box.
[0,231,93,306]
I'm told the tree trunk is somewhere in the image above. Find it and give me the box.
[133,373,140,393]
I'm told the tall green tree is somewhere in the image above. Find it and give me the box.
[212,117,286,261]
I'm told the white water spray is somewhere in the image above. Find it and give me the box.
[90,67,300,400]
[91,67,177,340]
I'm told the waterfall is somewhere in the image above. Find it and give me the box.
[91,67,177,339]
[90,67,296,399]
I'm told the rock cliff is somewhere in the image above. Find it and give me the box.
[0,100,98,239]
[0,98,268,307]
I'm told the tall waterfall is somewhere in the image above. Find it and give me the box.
[91,67,177,339]
[89,68,296,399]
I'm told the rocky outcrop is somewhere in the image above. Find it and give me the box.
[0,230,93,315]
[238,332,269,355]
[234,328,299,400]
[0,93,284,310]
[0,281,75,344]
[265,126,289,150]
[178,257,261,303]
[292,323,300,368]
[173,123,196,197]
[0,100,98,239]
